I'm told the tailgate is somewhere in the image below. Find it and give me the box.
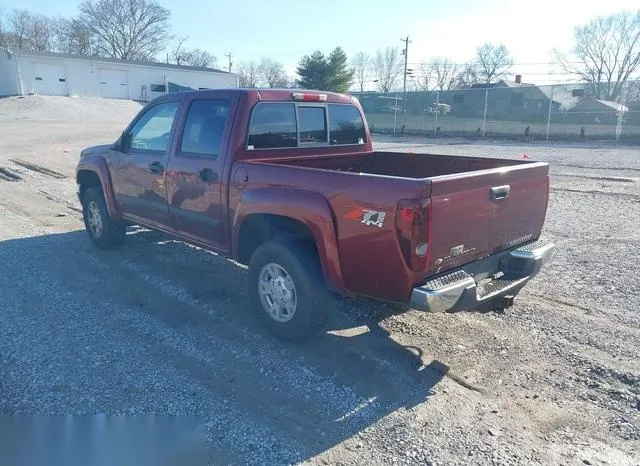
[428,162,550,273]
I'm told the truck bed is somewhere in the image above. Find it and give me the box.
[249,150,550,301]
[263,151,531,178]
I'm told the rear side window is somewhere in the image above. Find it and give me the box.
[329,104,366,145]
[248,103,297,149]
[298,106,327,143]
[180,99,229,157]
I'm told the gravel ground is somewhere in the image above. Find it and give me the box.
[0,96,638,466]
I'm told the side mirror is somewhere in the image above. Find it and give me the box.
[115,132,130,152]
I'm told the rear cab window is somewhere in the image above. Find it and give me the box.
[329,104,366,145]
[247,102,366,150]
[298,106,327,144]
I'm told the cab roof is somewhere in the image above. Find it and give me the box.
[158,88,355,105]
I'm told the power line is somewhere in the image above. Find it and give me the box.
[404,60,586,66]
[340,64,584,76]
[355,60,613,74]
[282,69,640,88]
[353,77,625,88]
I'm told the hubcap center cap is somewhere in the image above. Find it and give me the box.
[270,278,289,304]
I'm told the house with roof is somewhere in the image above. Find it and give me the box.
[0,48,238,101]
[564,98,629,125]
[353,78,575,123]
[439,79,588,122]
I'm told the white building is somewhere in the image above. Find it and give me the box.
[0,48,238,101]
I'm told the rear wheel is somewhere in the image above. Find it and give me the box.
[82,186,125,249]
[248,240,329,342]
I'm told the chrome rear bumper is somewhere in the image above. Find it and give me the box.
[410,239,555,313]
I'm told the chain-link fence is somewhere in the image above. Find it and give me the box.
[352,80,640,143]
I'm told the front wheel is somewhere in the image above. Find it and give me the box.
[248,240,329,342]
[82,187,125,249]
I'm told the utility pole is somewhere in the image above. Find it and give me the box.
[400,36,411,95]
[225,53,233,72]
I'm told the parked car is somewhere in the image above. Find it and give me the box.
[380,105,406,113]
[76,89,554,341]
[425,103,452,114]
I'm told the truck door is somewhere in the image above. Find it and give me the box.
[110,99,180,228]
[165,96,233,251]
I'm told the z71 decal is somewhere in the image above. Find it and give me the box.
[344,208,387,228]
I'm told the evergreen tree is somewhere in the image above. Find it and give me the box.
[327,47,354,93]
[296,47,354,92]
[296,51,329,90]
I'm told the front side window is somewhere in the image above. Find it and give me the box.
[128,101,179,152]
[248,103,297,149]
[329,104,366,145]
[180,99,230,157]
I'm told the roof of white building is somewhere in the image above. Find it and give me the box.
[1,48,232,75]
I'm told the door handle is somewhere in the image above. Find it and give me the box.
[148,161,164,174]
[491,185,510,201]
[199,168,218,182]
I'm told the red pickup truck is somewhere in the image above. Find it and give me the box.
[76,88,554,341]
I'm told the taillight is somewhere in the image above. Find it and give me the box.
[395,198,431,272]
[544,175,551,219]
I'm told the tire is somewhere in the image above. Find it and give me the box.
[81,186,126,249]
[248,240,329,342]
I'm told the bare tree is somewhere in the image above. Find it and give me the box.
[414,61,435,91]
[29,14,56,51]
[259,58,287,87]
[9,9,32,50]
[556,10,640,101]
[4,9,56,51]
[373,46,402,92]
[55,18,95,55]
[185,49,216,68]
[169,36,189,65]
[430,58,459,90]
[473,43,513,83]
[453,63,479,88]
[236,59,288,88]
[168,37,216,68]
[0,6,7,48]
[2,7,89,55]
[237,60,260,87]
[79,0,171,60]
[351,52,370,92]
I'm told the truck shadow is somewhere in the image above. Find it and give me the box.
[0,228,449,463]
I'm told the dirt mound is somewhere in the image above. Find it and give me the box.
[0,95,144,122]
